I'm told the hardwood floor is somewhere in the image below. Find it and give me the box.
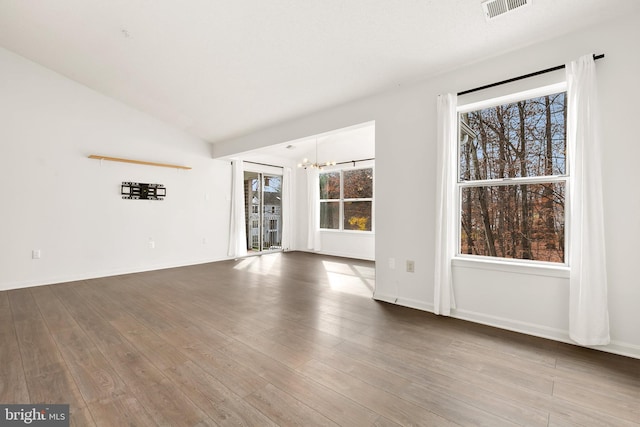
[1,251,638,426]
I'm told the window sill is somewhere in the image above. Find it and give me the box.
[320,229,375,235]
[452,256,570,279]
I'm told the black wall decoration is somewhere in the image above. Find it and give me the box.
[121,182,166,200]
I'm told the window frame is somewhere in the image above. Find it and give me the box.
[319,165,374,233]
[455,82,570,269]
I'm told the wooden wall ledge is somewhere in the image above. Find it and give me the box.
[88,155,191,170]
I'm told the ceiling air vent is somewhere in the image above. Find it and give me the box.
[482,0,531,21]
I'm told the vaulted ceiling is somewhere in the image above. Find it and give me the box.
[1,1,638,145]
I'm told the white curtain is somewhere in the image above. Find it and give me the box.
[228,160,248,258]
[281,167,293,251]
[434,93,457,316]
[306,168,321,251]
[566,55,610,345]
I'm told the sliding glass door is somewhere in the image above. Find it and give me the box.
[244,171,283,253]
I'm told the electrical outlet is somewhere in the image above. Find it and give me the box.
[406,260,415,273]
[32,249,41,259]
[388,257,396,269]
[149,240,155,249]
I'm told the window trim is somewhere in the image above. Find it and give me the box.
[455,82,569,268]
[319,165,374,233]
[451,256,570,278]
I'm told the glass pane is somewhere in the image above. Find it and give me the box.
[344,201,372,231]
[344,168,373,199]
[262,175,282,250]
[319,172,341,199]
[320,201,340,229]
[244,171,262,251]
[460,183,565,263]
[459,92,566,182]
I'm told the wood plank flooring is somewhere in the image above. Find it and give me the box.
[1,251,638,426]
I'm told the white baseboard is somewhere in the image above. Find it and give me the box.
[0,256,231,291]
[373,292,434,312]
[453,308,568,342]
[301,249,374,261]
[373,294,640,360]
[452,308,640,359]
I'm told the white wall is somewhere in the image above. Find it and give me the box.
[211,12,640,358]
[294,165,375,261]
[293,127,376,260]
[0,47,232,290]
[229,123,376,260]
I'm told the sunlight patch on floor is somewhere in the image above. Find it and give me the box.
[233,253,281,275]
[325,272,374,296]
[322,260,375,297]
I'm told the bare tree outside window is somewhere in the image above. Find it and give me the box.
[459,92,566,263]
[343,169,373,231]
[320,167,373,231]
[320,202,340,229]
[319,172,341,199]
[320,172,341,229]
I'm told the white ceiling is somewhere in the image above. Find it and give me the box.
[1,1,638,146]
[239,121,375,166]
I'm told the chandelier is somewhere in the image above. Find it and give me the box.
[297,139,336,170]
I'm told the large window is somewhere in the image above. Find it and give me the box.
[320,167,373,231]
[457,88,567,263]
